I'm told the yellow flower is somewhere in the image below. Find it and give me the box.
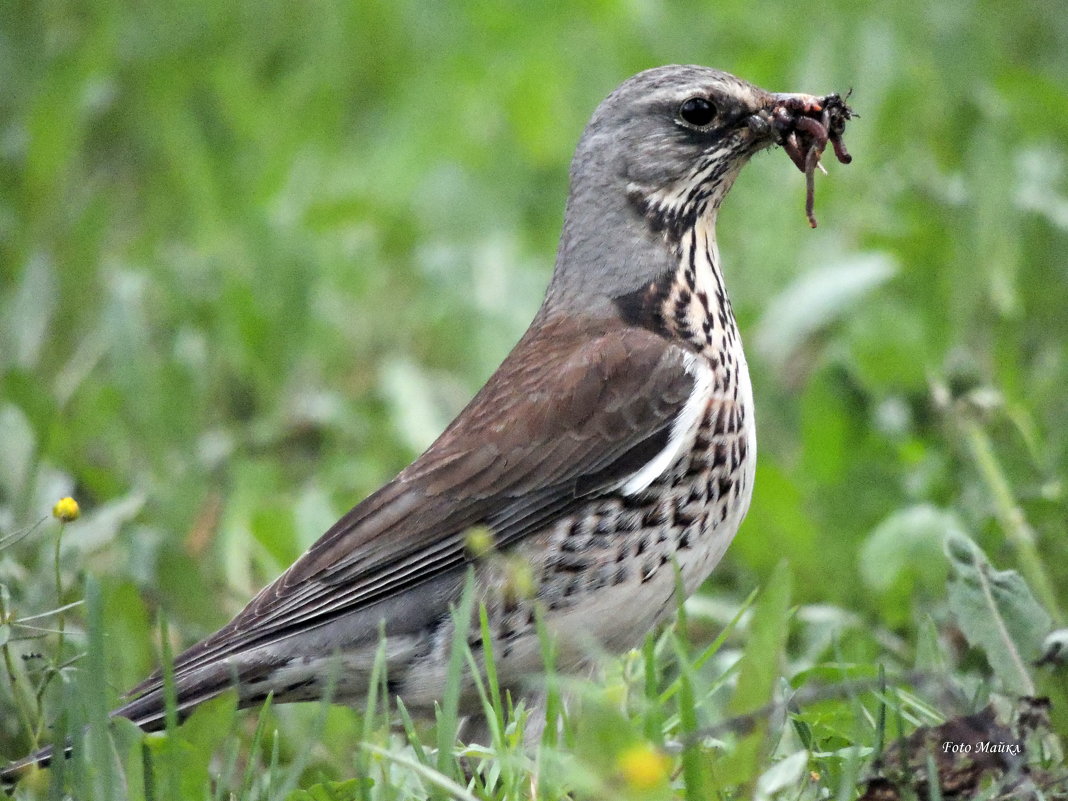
[618,743,671,790]
[602,680,628,707]
[52,497,80,522]
[501,555,537,604]
[464,526,495,559]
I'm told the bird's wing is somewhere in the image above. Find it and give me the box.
[135,314,704,691]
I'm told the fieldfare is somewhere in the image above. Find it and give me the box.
[4,64,851,777]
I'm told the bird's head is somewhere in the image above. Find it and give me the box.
[547,65,852,310]
[578,66,782,202]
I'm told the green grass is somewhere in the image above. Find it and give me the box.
[3,0,1068,798]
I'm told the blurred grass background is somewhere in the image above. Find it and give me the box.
[2,0,1068,791]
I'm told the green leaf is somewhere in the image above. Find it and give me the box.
[379,357,459,455]
[754,252,897,369]
[363,743,480,801]
[146,691,239,799]
[862,505,962,592]
[859,505,959,625]
[109,717,149,801]
[719,560,793,789]
[754,750,809,801]
[729,560,793,716]
[2,253,57,371]
[733,463,822,594]
[944,531,1052,695]
[0,404,35,502]
[59,492,146,555]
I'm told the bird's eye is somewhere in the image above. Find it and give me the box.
[679,97,717,127]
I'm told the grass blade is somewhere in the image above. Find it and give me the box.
[436,571,477,784]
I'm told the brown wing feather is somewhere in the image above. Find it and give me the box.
[131,313,698,694]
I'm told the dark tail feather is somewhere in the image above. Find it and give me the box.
[2,665,244,787]
[0,696,178,787]
[1,742,61,786]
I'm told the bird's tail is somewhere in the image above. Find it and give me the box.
[1,742,59,786]
[1,663,248,786]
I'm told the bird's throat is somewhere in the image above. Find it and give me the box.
[613,217,741,362]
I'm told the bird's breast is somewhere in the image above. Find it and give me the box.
[636,217,757,594]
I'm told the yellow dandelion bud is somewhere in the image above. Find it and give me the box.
[618,743,671,790]
[52,497,80,523]
[502,556,537,604]
[464,526,495,559]
[602,681,628,707]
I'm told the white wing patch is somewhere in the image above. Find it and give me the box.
[618,351,712,496]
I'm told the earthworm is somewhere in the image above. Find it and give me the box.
[795,115,828,150]
[783,131,806,172]
[804,142,821,228]
[795,115,831,226]
[830,133,852,164]
[773,93,854,227]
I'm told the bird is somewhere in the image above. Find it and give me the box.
[3,64,851,779]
